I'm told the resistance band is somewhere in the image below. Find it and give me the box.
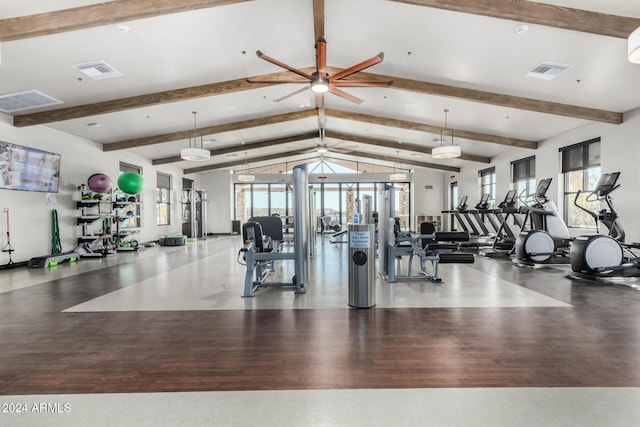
[51,209,62,255]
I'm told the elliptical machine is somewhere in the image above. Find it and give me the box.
[568,172,640,282]
[514,178,572,265]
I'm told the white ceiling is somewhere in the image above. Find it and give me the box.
[1,0,640,173]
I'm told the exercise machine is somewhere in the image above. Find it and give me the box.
[380,184,475,283]
[480,190,523,258]
[442,196,474,233]
[458,194,495,249]
[513,178,572,265]
[237,165,309,297]
[384,220,475,283]
[182,188,207,239]
[568,172,640,284]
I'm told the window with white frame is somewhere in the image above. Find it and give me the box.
[560,137,601,228]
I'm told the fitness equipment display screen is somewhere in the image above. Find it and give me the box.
[0,140,61,193]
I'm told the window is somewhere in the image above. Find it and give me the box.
[511,156,536,201]
[118,162,142,229]
[233,180,411,230]
[157,172,171,225]
[560,138,601,228]
[478,167,496,206]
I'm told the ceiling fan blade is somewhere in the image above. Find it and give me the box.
[256,50,314,80]
[329,53,384,81]
[314,93,325,109]
[274,85,311,102]
[328,86,363,104]
[246,78,311,84]
[316,36,327,77]
[331,80,393,87]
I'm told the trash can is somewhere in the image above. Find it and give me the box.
[348,224,376,308]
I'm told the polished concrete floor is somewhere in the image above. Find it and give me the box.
[1,235,640,426]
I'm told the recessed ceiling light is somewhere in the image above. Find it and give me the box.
[515,24,528,34]
[116,23,130,34]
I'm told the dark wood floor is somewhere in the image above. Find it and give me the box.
[2,252,640,395]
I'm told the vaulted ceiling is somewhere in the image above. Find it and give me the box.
[1,0,640,175]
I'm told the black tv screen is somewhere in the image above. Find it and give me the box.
[0,140,61,193]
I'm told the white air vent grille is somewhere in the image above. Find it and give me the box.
[73,60,122,80]
[0,90,63,113]
[527,61,572,80]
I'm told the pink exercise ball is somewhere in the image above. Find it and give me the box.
[87,173,112,193]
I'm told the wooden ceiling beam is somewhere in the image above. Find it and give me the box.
[389,0,640,39]
[325,130,489,164]
[325,108,537,149]
[14,67,621,128]
[184,149,314,174]
[3,0,636,43]
[184,148,461,174]
[106,107,532,153]
[153,130,318,165]
[14,65,620,127]
[334,68,623,124]
[0,0,252,42]
[104,109,317,151]
[13,69,313,127]
[345,149,460,172]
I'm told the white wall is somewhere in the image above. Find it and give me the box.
[411,167,446,220]
[0,114,184,264]
[196,169,233,234]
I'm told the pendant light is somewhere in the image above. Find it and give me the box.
[431,109,461,159]
[629,27,640,63]
[237,152,255,182]
[180,111,211,161]
[389,150,407,181]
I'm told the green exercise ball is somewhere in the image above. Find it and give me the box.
[117,172,145,195]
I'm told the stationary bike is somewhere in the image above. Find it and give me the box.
[568,172,640,281]
[513,178,572,265]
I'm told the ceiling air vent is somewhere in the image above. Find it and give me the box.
[73,60,123,80]
[0,90,63,113]
[526,61,572,80]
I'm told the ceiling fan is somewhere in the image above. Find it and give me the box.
[312,128,356,154]
[248,37,393,107]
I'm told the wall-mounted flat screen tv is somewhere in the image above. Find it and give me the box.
[0,140,61,193]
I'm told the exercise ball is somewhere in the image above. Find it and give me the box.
[117,172,144,195]
[87,173,112,193]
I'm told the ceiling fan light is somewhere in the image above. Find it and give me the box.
[432,145,461,159]
[311,78,329,93]
[180,147,210,161]
[629,27,640,63]
[317,144,328,153]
